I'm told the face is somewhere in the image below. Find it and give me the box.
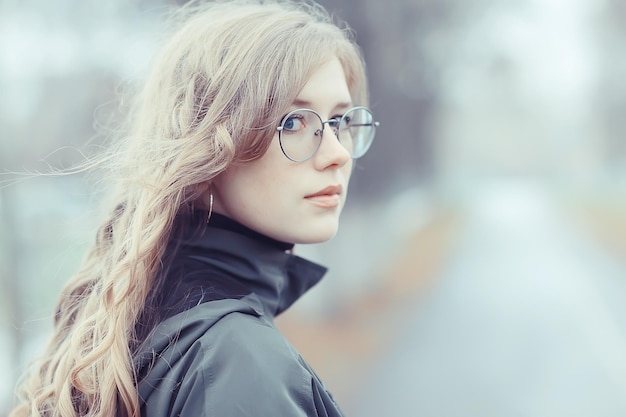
[208,57,354,244]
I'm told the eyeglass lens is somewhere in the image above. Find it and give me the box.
[279,107,376,162]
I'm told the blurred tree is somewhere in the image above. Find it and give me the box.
[596,0,626,170]
[0,176,23,388]
[315,0,494,196]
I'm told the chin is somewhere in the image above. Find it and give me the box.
[292,222,339,244]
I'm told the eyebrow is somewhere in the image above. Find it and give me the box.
[292,98,353,110]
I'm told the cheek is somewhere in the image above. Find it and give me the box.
[216,146,290,212]
[344,159,354,184]
[233,165,276,200]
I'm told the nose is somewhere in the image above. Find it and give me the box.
[313,124,351,169]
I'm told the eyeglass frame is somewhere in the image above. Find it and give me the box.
[275,106,379,162]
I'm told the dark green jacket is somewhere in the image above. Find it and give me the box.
[134,214,344,416]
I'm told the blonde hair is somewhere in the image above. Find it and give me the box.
[10,1,368,416]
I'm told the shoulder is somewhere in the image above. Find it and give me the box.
[188,307,310,386]
[187,312,316,415]
[145,296,293,363]
[139,301,317,417]
[201,309,306,379]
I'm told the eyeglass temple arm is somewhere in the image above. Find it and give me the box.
[350,122,380,127]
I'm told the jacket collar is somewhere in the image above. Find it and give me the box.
[175,213,328,317]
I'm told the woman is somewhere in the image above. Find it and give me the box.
[11,1,378,416]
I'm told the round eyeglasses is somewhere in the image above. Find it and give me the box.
[276,106,379,162]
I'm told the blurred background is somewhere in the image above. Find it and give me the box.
[2,0,626,415]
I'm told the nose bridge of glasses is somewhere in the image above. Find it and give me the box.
[323,118,340,136]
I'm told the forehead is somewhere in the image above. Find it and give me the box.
[293,58,352,111]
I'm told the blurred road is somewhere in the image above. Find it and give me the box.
[349,181,626,417]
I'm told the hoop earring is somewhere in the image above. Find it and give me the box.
[207,192,214,224]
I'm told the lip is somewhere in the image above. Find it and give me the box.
[305,185,342,208]
[305,185,343,198]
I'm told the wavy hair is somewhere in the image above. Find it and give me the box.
[10,1,368,416]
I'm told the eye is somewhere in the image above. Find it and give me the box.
[337,114,351,130]
[282,114,306,132]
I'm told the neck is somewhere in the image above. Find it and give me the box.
[154,211,327,321]
[208,212,294,252]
